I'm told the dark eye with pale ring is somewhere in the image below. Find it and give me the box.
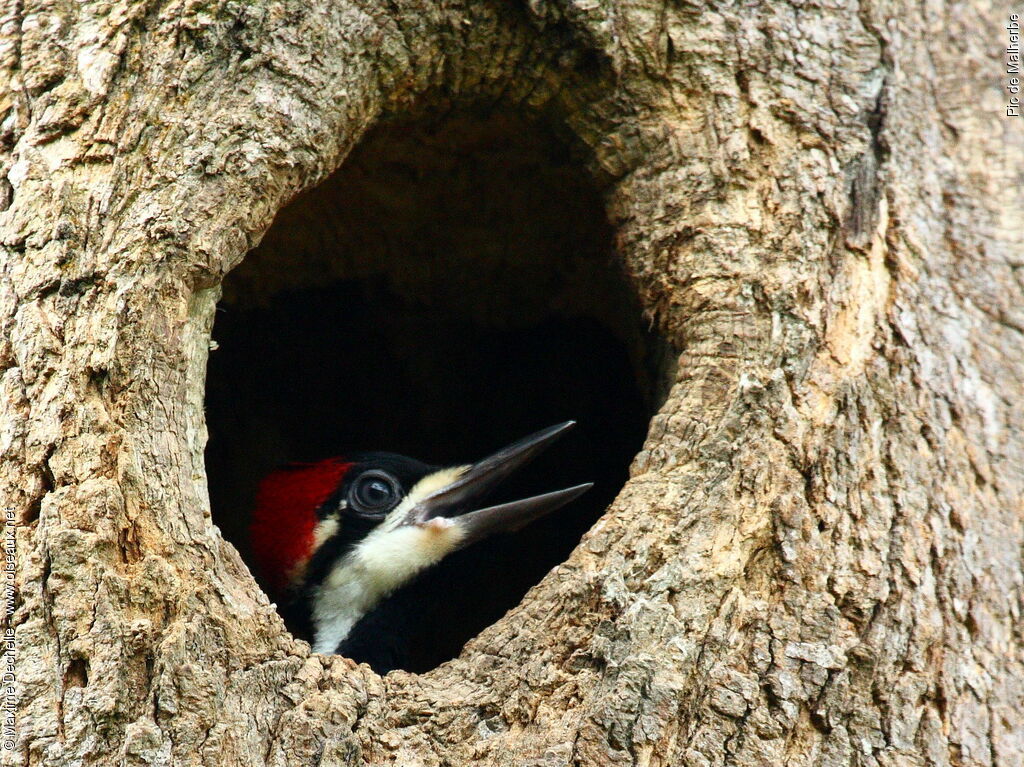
[349,470,402,515]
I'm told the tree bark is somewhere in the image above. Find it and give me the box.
[3,1,1022,765]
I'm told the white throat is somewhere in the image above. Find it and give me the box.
[310,468,467,655]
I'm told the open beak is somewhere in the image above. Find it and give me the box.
[404,421,592,548]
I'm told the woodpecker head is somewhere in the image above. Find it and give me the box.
[249,422,591,655]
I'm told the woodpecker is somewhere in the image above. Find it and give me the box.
[249,421,591,672]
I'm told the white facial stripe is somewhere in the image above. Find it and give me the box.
[310,467,470,655]
[313,516,339,549]
[375,465,468,533]
[407,466,468,501]
[283,515,339,589]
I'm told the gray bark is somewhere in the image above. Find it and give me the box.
[2,0,1022,765]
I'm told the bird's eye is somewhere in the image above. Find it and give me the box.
[349,470,401,515]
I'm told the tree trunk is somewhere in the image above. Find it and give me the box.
[3,0,1022,765]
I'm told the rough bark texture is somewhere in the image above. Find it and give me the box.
[3,1,1022,766]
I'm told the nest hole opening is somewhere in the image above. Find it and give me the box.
[206,107,672,673]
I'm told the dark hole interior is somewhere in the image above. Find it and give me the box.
[205,108,672,672]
